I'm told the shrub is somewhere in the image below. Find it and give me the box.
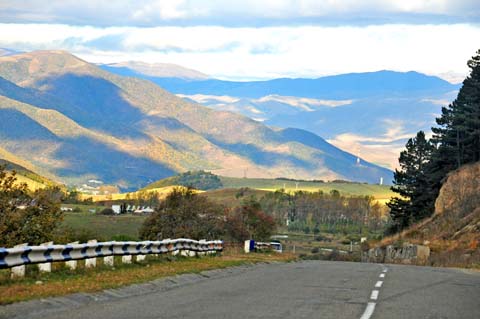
[226,198,276,242]
[98,208,115,215]
[140,187,224,240]
[0,166,63,246]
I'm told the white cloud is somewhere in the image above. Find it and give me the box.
[132,0,188,21]
[1,1,478,26]
[0,23,478,81]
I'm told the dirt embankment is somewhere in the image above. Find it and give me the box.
[380,162,480,267]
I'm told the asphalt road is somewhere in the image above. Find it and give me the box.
[1,260,479,319]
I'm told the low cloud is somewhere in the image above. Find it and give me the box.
[328,119,418,169]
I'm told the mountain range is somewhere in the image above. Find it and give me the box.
[98,64,460,169]
[0,50,392,190]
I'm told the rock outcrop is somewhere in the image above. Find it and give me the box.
[365,162,480,267]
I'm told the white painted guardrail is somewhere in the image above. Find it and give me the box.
[0,239,223,278]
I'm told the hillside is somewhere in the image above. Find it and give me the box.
[0,158,58,190]
[0,50,392,190]
[380,162,480,267]
[144,172,394,201]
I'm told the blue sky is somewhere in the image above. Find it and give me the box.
[0,0,479,81]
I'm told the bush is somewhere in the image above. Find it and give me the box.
[225,198,276,242]
[140,187,224,240]
[0,166,63,246]
[98,208,115,215]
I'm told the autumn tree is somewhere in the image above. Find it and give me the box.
[225,198,276,242]
[0,165,63,247]
[139,187,224,240]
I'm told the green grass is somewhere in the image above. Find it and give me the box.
[144,174,394,201]
[60,210,147,241]
[201,188,269,207]
[219,176,394,199]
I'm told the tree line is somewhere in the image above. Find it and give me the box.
[257,189,386,236]
[388,49,480,232]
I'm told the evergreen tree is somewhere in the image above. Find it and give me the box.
[387,131,434,231]
[431,50,480,171]
[388,49,480,234]
[427,49,480,210]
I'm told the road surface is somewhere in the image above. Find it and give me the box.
[1,260,479,319]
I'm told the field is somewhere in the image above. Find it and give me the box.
[219,176,394,200]
[79,186,188,202]
[60,206,147,241]
[200,188,269,206]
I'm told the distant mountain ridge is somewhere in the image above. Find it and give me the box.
[98,68,458,99]
[0,50,392,190]
[100,61,209,80]
[100,63,459,169]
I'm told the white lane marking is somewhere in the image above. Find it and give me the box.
[382,269,388,273]
[379,273,385,278]
[370,290,379,300]
[360,302,376,319]
[375,281,383,288]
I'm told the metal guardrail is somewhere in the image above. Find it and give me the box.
[244,240,283,253]
[255,241,283,253]
[0,239,223,269]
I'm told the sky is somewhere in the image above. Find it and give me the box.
[0,1,479,81]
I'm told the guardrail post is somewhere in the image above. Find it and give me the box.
[11,243,28,279]
[136,255,146,262]
[85,240,97,268]
[198,239,206,256]
[38,242,53,273]
[122,255,132,264]
[65,241,79,270]
[244,240,255,253]
[104,256,114,267]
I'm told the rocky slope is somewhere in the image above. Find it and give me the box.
[381,162,480,267]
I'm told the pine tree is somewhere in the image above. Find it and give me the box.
[387,131,434,231]
[428,49,480,207]
[387,49,480,234]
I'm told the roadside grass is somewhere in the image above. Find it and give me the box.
[0,252,296,305]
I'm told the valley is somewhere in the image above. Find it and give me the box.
[0,50,392,190]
